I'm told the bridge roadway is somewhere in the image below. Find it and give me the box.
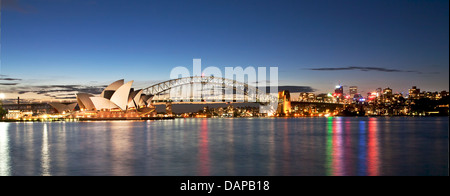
[152,101,258,105]
[291,101,344,106]
[152,101,344,105]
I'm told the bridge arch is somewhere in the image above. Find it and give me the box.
[142,76,275,103]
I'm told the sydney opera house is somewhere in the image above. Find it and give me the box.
[73,79,156,119]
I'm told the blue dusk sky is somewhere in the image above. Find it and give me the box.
[0,0,448,101]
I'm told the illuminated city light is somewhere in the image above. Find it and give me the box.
[1,83,448,120]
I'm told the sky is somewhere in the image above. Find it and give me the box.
[0,0,449,102]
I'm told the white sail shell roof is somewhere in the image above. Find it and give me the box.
[90,97,119,110]
[127,90,139,108]
[133,90,143,108]
[100,79,124,98]
[110,80,134,111]
[127,89,143,108]
[138,96,146,107]
[76,93,95,110]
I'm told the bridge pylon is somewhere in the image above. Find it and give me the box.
[165,102,172,116]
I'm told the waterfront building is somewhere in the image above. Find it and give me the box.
[73,79,156,118]
[3,102,57,119]
[76,79,153,112]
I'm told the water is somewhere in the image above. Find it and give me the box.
[0,117,448,176]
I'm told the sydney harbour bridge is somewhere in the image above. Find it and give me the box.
[143,76,275,103]
[141,76,279,115]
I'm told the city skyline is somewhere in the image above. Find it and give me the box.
[1,0,449,101]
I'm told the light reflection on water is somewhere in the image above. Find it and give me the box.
[0,123,11,176]
[198,119,210,176]
[0,117,448,176]
[41,123,50,176]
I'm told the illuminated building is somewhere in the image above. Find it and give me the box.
[418,92,425,99]
[349,86,357,97]
[423,91,441,100]
[73,79,156,118]
[367,92,378,102]
[409,86,420,99]
[383,87,393,98]
[440,91,449,98]
[297,92,316,102]
[355,94,365,102]
[307,93,315,102]
[76,79,151,112]
[2,103,56,119]
[334,85,344,96]
[315,93,332,103]
[333,85,344,103]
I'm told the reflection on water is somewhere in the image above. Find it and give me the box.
[112,121,138,175]
[41,123,51,176]
[282,121,290,175]
[332,118,343,175]
[198,119,210,176]
[325,118,382,176]
[326,117,333,176]
[368,118,379,176]
[0,117,448,176]
[326,118,381,176]
[268,119,275,176]
[0,123,11,176]
[358,121,367,176]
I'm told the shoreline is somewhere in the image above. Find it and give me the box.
[0,116,175,122]
[1,115,448,122]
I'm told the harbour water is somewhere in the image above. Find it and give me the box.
[0,117,448,176]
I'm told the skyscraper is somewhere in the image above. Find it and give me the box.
[334,85,344,96]
[349,86,357,97]
[334,85,344,103]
